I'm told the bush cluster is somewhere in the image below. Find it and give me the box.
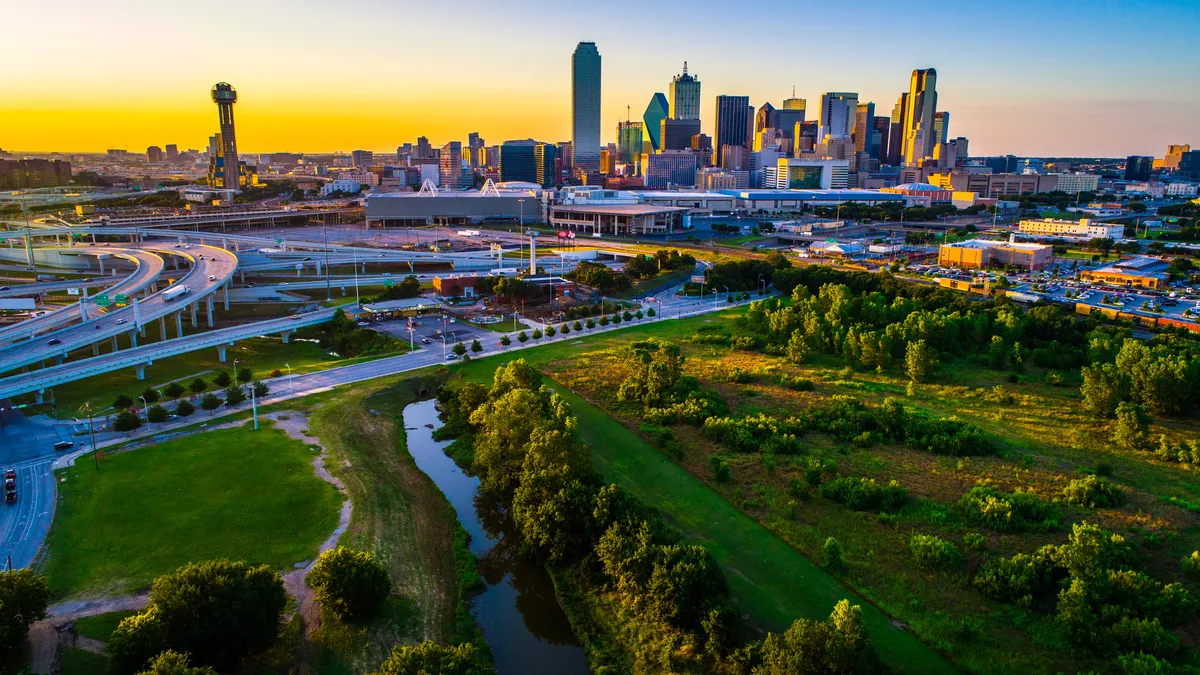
[1061,475,1125,508]
[957,486,1057,532]
[819,476,907,512]
[909,534,963,570]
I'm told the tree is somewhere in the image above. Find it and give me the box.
[140,387,160,404]
[545,325,556,337]
[1129,201,1147,213]
[114,409,143,433]
[598,315,610,326]
[470,339,482,353]
[252,381,269,398]
[1113,402,1151,450]
[647,307,656,317]
[107,560,287,674]
[560,323,570,334]
[224,386,246,406]
[200,393,222,414]
[905,339,937,383]
[188,378,208,395]
[370,641,492,675]
[163,382,186,399]
[531,328,543,340]
[212,371,232,387]
[0,569,50,651]
[453,341,467,356]
[113,394,134,409]
[575,320,585,331]
[512,427,597,563]
[236,368,252,384]
[147,404,168,425]
[635,310,644,320]
[307,547,392,622]
[136,650,217,675]
[754,600,881,675]
[612,313,622,324]
[517,331,528,343]
[821,537,845,573]
[786,330,807,364]
[1081,362,1130,418]
[499,335,511,346]
[175,400,195,418]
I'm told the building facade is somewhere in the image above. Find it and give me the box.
[439,142,471,189]
[902,68,937,165]
[208,82,240,190]
[1018,217,1123,239]
[714,95,751,166]
[644,151,698,188]
[819,92,858,141]
[669,62,701,120]
[1124,156,1153,181]
[939,239,1051,270]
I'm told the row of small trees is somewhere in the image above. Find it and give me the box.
[111,381,270,432]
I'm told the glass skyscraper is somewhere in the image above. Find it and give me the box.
[572,42,602,172]
[669,62,701,121]
[617,121,644,166]
[643,93,669,152]
[714,95,750,166]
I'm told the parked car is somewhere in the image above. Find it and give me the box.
[53,440,75,452]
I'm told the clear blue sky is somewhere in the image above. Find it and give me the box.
[5,0,1198,156]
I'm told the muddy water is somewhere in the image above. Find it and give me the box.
[402,399,590,675]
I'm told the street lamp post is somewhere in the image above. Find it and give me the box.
[139,395,149,427]
[79,402,99,471]
[285,362,293,395]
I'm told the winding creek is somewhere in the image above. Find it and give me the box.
[402,399,590,675]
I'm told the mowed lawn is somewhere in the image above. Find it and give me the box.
[43,422,342,598]
[455,340,958,675]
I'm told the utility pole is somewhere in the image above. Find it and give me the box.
[80,402,99,471]
[322,221,332,301]
[250,383,258,430]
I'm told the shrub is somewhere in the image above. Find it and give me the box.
[905,416,994,456]
[270,369,283,378]
[573,320,584,331]
[188,378,208,395]
[958,486,1057,532]
[820,476,906,511]
[371,641,491,675]
[200,393,222,413]
[909,534,963,570]
[307,547,392,622]
[972,546,1060,605]
[710,456,730,484]
[0,568,50,652]
[1062,475,1125,508]
[137,650,217,675]
[212,371,232,388]
[963,532,987,552]
[647,307,656,317]
[779,375,814,391]
[821,537,844,573]
[224,386,246,406]
[1113,401,1151,450]
[146,405,168,424]
[175,400,195,418]
[517,331,528,343]
[1180,551,1199,579]
[113,394,134,409]
[114,410,143,433]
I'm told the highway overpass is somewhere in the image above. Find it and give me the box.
[0,309,337,402]
[0,276,120,299]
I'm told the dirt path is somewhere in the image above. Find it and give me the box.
[262,411,353,634]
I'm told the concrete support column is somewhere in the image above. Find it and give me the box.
[175,312,184,339]
[206,295,214,328]
[223,282,230,311]
[296,267,302,278]
[190,301,198,328]
[93,342,100,356]
[158,316,167,338]
[281,330,293,344]
[130,331,138,349]
[55,355,65,365]
[217,344,228,362]
[98,258,105,275]
[135,364,146,380]
[111,336,119,353]
[35,390,44,404]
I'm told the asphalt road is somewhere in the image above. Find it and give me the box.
[0,412,78,570]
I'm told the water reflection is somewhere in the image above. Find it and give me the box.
[402,399,591,674]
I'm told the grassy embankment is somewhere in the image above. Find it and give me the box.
[43,421,342,598]
[454,306,1200,674]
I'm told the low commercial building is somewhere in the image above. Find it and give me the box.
[548,204,686,236]
[929,171,1058,197]
[1048,172,1100,194]
[432,276,478,298]
[359,296,443,319]
[365,186,544,226]
[1018,217,1124,239]
[880,182,953,204]
[804,241,865,258]
[717,189,906,212]
[938,239,1052,270]
[1081,256,1170,289]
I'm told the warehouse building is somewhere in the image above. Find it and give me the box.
[1081,256,1170,289]
[939,239,1052,270]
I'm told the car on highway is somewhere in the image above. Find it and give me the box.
[0,286,8,291]
[116,318,127,325]
[357,321,369,327]
[47,338,61,346]
[290,314,301,320]
[446,353,458,360]
[209,275,216,281]
[4,489,14,505]
[421,338,431,344]
[3,471,14,491]
[53,440,75,451]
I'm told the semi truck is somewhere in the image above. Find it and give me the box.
[162,285,191,301]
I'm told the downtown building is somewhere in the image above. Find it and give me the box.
[571,42,602,173]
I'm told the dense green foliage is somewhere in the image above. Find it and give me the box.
[300,309,404,357]
[136,650,217,675]
[909,535,964,570]
[751,600,883,675]
[820,476,907,512]
[307,547,392,622]
[0,569,50,652]
[1061,475,1125,508]
[370,641,494,675]
[957,486,1058,532]
[107,559,287,674]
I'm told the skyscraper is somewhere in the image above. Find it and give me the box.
[416,137,432,159]
[165,144,178,160]
[819,92,858,141]
[887,94,907,166]
[146,146,164,164]
[776,105,805,142]
[617,120,644,166]
[1124,156,1153,181]
[933,112,950,145]
[661,119,701,152]
[440,142,470,189]
[755,102,777,134]
[872,116,890,163]
[902,68,937,165]
[782,97,806,111]
[467,132,484,167]
[669,62,701,120]
[535,143,557,187]
[643,93,670,152]
[1164,144,1190,170]
[853,102,875,154]
[714,95,751,166]
[352,150,374,167]
[208,82,239,190]
[571,42,602,172]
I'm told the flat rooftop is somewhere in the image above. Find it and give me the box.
[551,204,688,215]
[717,189,906,201]
[943,239,1049,251]
[630,190,733,199]
[367,189,538,200]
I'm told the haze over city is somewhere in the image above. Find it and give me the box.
[5,0,1200,156]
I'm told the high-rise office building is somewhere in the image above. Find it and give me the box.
[643,93,670,152]
[467,132,484,167]
[416,137,432,159]
[1124,156,1154,181]
[933,112,950,145]
[819,92,858,141]
[208,82,239,190]
[776,107,805,142]
[644,151,698,188]
[662,118,701,152]
[535,143,557,187]
[669,62,701,121]
[782,97,806,111]
[571,42,602,172]
[1164,144,1190,170]
[556,142,573,176]
[440,142,470,189]
[146,146,164,164]
[755,102,777,134]
[352,150,374,167]
[714,95,751,166]
[600,144,617,175]
[886,94,907,166]
[797,121,819,154]
[617,121,644,166]
[902,68,937,165]
[853,102,875,154]
[872,116,890,163]
[165,144,178,160]
[484,145,501,168]
[500,139,539,183]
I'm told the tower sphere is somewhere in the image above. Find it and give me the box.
[211,82,237,104]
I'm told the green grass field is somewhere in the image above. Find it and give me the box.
[72,610,138,642]
[43,421,342,597]
[59,646,107,675]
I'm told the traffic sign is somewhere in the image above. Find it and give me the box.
[67,288,80,296]
[114,293,127,305]
[95,293,110,307]
[690,275,706,284]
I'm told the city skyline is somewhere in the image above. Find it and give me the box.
[4,0,1199,156]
